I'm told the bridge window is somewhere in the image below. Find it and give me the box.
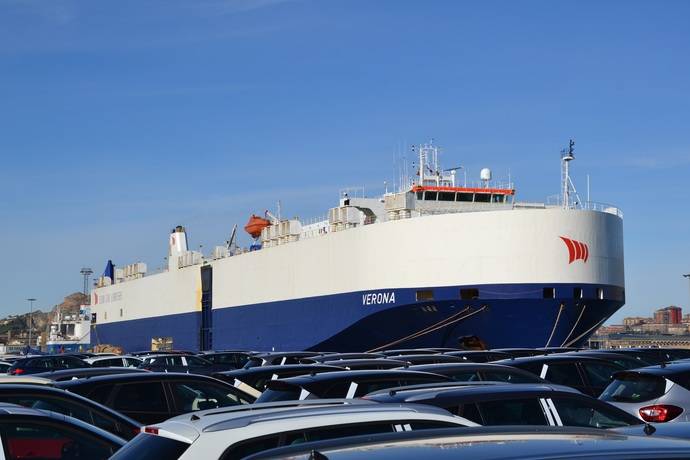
[438,192,455,201]
[424,191,437,201]
[416,191,423,200]
[492,194,505,203]
[474,193,491,203]
[460,288,479,300]
[457,193,473,202]
[416,290,434,301]
[543,287,556,299]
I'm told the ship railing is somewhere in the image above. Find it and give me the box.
[581,201,624,218]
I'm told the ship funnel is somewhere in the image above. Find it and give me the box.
[169,226,188,255]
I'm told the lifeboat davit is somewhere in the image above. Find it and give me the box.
[244,214,271,239]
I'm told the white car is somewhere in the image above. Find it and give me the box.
[85,355,143,368]
[110,399,479,459]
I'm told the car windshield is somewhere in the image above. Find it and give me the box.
[600,373,667,403]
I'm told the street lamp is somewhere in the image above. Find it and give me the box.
[26,298,36,351]
[684,274,690,310]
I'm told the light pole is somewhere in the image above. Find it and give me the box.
[684,274,690,310]
[26,298,36,351]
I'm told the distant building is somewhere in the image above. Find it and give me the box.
[655,306,682,325]
[623,317,646,327]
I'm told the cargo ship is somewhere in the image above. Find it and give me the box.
[90,140,625,352]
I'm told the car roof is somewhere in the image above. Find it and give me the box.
[217,364,343,377]
[614,360,690,377]
[0,375,54,385]
[366,383,580,402]
[400,362,543,373]
[266,369,451,385]
[324,359,409,368]
[244,425,690,460]
[495,354,621,365]
[54,371,229,388]
[159,399,465,434]
[33,367,148,380]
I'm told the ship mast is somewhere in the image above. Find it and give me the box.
[561,139,580,209]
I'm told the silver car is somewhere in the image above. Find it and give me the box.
[600,362,690,423]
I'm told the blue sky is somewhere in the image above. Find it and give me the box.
[1,0,688,322]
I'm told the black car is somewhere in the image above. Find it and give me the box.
[324,359,410,370]
[56,373,256,424]
[379,348,446,357]
[8,354,90,375]
[213,364,343,396]
[364,383,643,429]
[301,352,386,363]
[601,348,690,364]
[385,354,468,365]
[257,369,452,402]
[200,351,255,370]
[560,350,655,369]
[138,354,217,374]
[0,402,125,459]
[496,354,626,397]
[399,363,547,383]
[33,367,149,382]
[0,384,142,440]
[442,350,511,362]
[243,351,324,368]
[490,348,547,358]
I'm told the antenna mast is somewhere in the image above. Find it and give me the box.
[560,139,580,209]
[80,268,93,297]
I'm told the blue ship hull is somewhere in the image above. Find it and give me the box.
[93,282,624,352]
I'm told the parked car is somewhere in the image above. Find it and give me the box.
[595,348,686,366]
[0,384,142,439]
[138,354,216,374]
[379,348,445,357]
[213,363,343,398]
[301,352,386,363]
[398,363,547,383]
[0,361,11,373]
[442,350,511,362]
[256,369,452,402]
[33,367,149,382]
[491,348,547,358]
[109,399,478,460]
[365,382,642,429]
[600,361,690,423]
[324,358,410,370]
[242,351,323,368]
[497,354,626,396]
[56,372,255,424]
[199,351,255,370]
[8,354,90,375]
[0,402,125,459]
[560,350,655,369]
[241,425,690,460]
[85,355,143,368]
[385,354,468,365]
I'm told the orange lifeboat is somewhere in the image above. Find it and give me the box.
[244,214,271,239]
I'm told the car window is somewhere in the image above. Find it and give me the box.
[544,363,583,387]
[109,433,190,460]
[90,359,111,368]
[477,398,549,425]
[56,357,86,369]
[125,358,141,367]
[581,362,619,390]
[552,397,636,428]
[481,371,541,383]
[184,356,210,367]
[599,374,667,403]
[112,382,167,412]
[0,420,118,460]
[164,356,184,366]
[447,403,483,424]
[169,381,247,412]
[86,385,117,405]
[0,394,91,422]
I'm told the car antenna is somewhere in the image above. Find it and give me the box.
[643,423,656,436]
[190,414,200,421]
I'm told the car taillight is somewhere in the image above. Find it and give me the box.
[143,426,159,435]
[10,368,24,375]
[639,404,683,422]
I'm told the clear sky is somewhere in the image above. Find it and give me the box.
[1,0,688,323]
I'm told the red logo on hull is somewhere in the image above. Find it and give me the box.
[560,236,589,264]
